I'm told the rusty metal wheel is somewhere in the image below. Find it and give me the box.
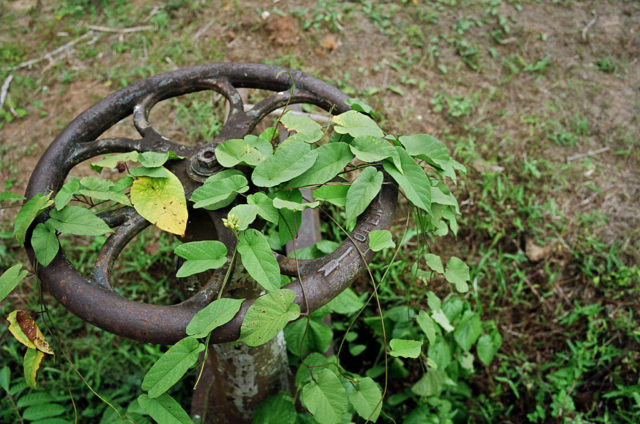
[25,63,396,345]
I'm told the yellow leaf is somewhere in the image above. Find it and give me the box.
[130,167,188,236]
[24,348,45,389]
[7,310,54,355]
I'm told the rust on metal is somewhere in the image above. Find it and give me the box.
[24,63,397,345]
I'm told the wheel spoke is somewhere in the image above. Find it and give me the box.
[92,211,149,289]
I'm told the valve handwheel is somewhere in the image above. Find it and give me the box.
[25,63,396,345]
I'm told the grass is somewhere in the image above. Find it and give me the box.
[1,0,639,422]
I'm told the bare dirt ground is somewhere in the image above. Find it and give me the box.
[1,0,639,421]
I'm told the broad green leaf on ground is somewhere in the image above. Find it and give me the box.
[54,178,80,210]
[272,198,319,211]
[284,318,333,357]
[130,169,188,236]
[239,289,300,347]
[245,134,274,156]
[416,310,437,344]
[431,309,454,333]
[454,311,482,352]
[424,253,444,274]
[48,205,113,236]
[247,192,278,224]
[411,369,446,398]
[7,310,54,354]
[23,349,45,390]
[383,147,431,213]
[14,192,53,246]
[389,339,423,358]
[22,402,65,421]
[445,256,470,293]
[345,166,383,224]
[426,291,441,311]
[369,229,395,251]
[174,241,227,278]
[186,297,245,338]
[349,136,401,170]
[281,113,323,144]
[428,338,453,370]
[142,337,204,398]
[0,191,25,202]
[0,264,28,302]
[349,377,382,422]
[216,136,270,168]
[137,394,193,424]
[295,352,340,387]
[237,229,281,292]
[345,97,382,120]
[326,288,364,315]
[91,151,139,170]
[312,184,349,207]
[31,223,59,266]
[77,176,131,206]
[252,143,318,187]
[190,174,248,210]
[431,185,458,211]
[477,330,502,365]
[285,142,353,188]
[252,393,297,424]
[129,166,170,178]
[300,368,348,424]
[228,204,259,231]
[332,110,384,138]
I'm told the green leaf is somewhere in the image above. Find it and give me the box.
[228,204,259,231]
[32,223,59,266]
[332,110,384,138]
[92,151,139,169]
[477,331,502,366]
[345,166,383,223]
[22,402,65,421]
[138,151,183,168]
[237,229,281,292]
[411,369,445,397]
[252,393,297,424]
[174,241,227,278]
[0,366,9,393]
[142,337,204,398]
[0,264,28,302]
[368,229,395,251]
[349,377,382,422]
[281,112,323,144]
[54,178,80,210]
[272,198,319,211]
[112,175,133,193]
[190,175,248,210]
[48,205,112,236]
[326,288,364,315]
[274,189,302,246]
[389,339,423,358]
[77,177,131,206]
[14,192,53,246]
[16,392,55,407]
[137,393,193,424]
[295,352,339,387]
[383,147,431,213]
[23,348,45,389]
[285,142,353,188]
[252,143,318,187]
[416,310,436,344]
[129,166,170,178]
[130,169,188,236]
[186,297,245,338]
[431,309,454,333]
[398,134,450,166]
[428,338,452,370]
[216,137,270,168]
[349,135,401,169]
[239,289,300,347]
[444,256,470,293]
[454,311,482,352]
[345,97,382,120]
[300,368,348,424]
[247,193,278,224]
[312,184,349,207]
[284,318,333,357]
[424,253,444,274]
[0,191,25,202]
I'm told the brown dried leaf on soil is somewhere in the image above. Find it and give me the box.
[264,15,300,46]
